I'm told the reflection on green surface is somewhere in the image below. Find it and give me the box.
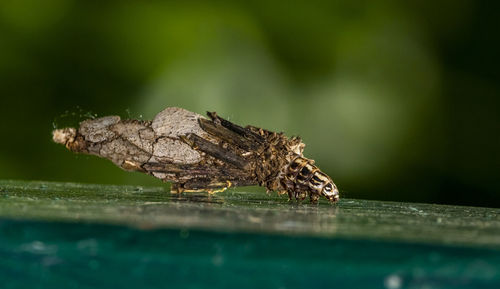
[1,180,500,248]
[1,180,500,288]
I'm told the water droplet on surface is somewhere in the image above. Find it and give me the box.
[384,274,402,289]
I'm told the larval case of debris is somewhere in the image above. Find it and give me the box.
[53,107,339,202]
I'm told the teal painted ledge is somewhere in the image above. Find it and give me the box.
[0,180,499,288]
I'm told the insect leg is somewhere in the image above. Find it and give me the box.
[285,187,307,202]
[170,180,231,194]
[295,190,307,201]
[170,183,182,194]
[182,179,233,194]
[309,193,320,203]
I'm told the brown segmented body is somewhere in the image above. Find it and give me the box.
[281,156,339,202]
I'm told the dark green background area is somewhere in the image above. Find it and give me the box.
[0,0,499,207]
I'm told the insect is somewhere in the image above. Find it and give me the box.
[52,107,339,203]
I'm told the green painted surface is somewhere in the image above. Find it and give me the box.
[1,180,499,247]
[1,180,499,288]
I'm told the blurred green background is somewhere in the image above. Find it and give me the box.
[0,0,498,207]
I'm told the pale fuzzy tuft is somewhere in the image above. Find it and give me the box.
[52,128,76,145]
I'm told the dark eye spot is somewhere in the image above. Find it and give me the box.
[324,183,332,192]
[290,161,300,169]
[300,166,310,176]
